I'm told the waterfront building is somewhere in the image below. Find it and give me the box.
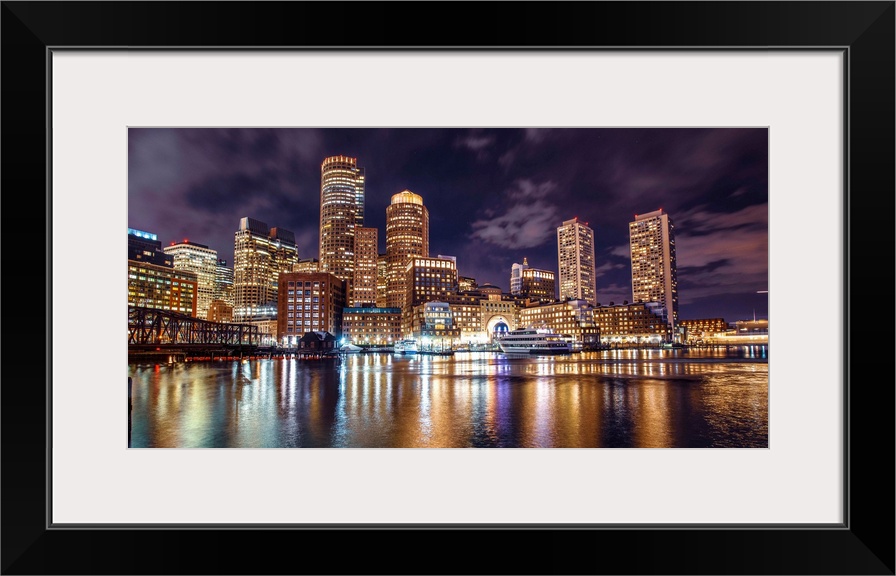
[163,240,218,319]
[707,319,769,345]
[319,155,365,284]
[352,227,379,307]
[478,284,520,341]
[444,292,486,344]
[458,275,478,292]
[407,301,461,347]
[403,256,458,337]
[385,189,429,309]
[629,208,679,327]
[233,217,299,320]
[376,254,388,308]
[593,301,670,345]
[405,256,458,309]
[298,330,337,355]
[519,299,600,347]
[215,259,234,306]
[277,272,346,346]
[557,217,597,306]
[206,299,234,323]
[341,307,402,346]
[679,318,728,344]
[128,228,172,267]
[127,259,197,316]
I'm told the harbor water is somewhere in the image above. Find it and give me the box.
[128,348,768,448]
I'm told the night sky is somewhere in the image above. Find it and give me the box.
[128,128,768,322]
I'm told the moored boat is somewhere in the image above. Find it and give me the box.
[497,328,573,355]
[394,339,418,354]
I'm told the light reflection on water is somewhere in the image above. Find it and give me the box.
[129,349,768,448]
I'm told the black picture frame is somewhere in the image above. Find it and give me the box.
[2,2,893,574]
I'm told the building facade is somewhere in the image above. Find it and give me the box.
[319,155,365,284]
[407,301,461,347]
[510,258,529,295]
[385,190,429,309]
[277,272,346,346]
[593,301,670,345]
[207,299,234,323]
[128,228,172,267]
[458,276,478,292]
[128,260,197,316]
[629,209,679,327]
[519,300,600,346]
[215,259,234,306]
[341,307,402,346]
[233,217,299,320]
[163,240,218,319]
[557,217,597,306]
[352,226,379,307]
[402,256,457,336]
[520,267,556,303]
[679,318,728,344]
[376,254,388,308]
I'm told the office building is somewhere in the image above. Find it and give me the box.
[511,258,556,303]
[402,256,457,336]
[352,226,378,307]
[128,228,172,267]
[376,254,388,308]
[128,260,197,316]
[319,155,365,283]
[519,299,601,347]
[294,258,320,273]
[233,217,299,320]
[629,209,679,326]
[341,307,402,346]
[385,189,429,309]
[593,301,670,345]
[277,272,346,345]
[215,259,234,306]
[557,217,596,306]
[163,240,218,319]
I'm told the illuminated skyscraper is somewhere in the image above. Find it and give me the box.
[557,217,596,306]
[385,190,429,309]
[629,208,679,326]
[163,240,219,319]
[215,259,234,306]
[352,227,378,307]
[319,155,365,284]
[510,258,529,295]
[376,254,388,308]
[233,217,299,320]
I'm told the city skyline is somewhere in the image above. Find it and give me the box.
[128,128,768,322]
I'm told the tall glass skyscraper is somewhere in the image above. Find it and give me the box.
[557,217,596,306]
[233,217,299,320]
[163,240,219,320]
[319,155,365,284]
[385,190,429,309]
[629,208,679,326]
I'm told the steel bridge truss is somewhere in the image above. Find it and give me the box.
[128,307,260,346]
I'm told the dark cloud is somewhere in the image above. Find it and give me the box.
[128,127,768,321]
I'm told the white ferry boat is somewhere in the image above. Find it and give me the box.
[497,328,573,355]
[393,339,418,354]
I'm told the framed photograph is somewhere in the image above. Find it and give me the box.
[3,1,892,574]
